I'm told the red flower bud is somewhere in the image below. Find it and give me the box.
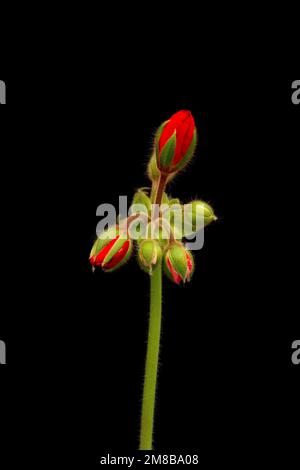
[156,110,197,174]
[89,228,133,272]
[163,243,194,285]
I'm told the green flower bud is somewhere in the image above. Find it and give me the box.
[138,240,162,274]
[132,190,152,216]
[89,225,120,260]
[89,225,133,272]
[184,200,217,234]
[163,243,194,285]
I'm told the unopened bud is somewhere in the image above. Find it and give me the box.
[163,243,194,285]
[156,111,197,175]
[138,239,162,274]
[184,200,217,234]
[89,226,133,272]
[132,189,152,216]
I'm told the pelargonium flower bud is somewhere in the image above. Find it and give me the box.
[132,189,152,215]
[138,240,162,274]
[89,226,133,272]
[169,198,181,207]
[164,243,194,285]
[156,110,197,174]
[184,200,217,233]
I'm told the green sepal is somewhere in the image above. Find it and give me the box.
[89,238,100,259]
[155,120,169,158]
[90,225,119,258]
[173,129,197,172]
[147,154,160,182]
[163,256,175,283]
[104,240,133,272]
[138,239,162,274]
[168,243,188,281]
[137,253,151,274]
[158,131,176,170]
[102,233,129,266]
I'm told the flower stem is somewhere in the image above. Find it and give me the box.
[139,261,162,450]
[154,173,168,208]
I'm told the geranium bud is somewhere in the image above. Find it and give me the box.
[184,200,217,233]
[132,190,152,216]
[89,225,119,263]
[89,226,133,272]
[138,239,162,274]
[169,198,181,207]
[156,110,197,174]
[164,243,194,285]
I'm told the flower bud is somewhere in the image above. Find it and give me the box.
[169,198,181,207]
[156,110,197,174]
[163,243,194,285]
[89,225,119,261]
[132,189,152,216]
[138,240,162,274]
[184,200,217,233]
[89,226,133,272]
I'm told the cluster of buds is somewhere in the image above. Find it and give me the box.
[90,110,217,284]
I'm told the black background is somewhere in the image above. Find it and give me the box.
[0,76,299,466]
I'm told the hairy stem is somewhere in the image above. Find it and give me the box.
[139,171,168,450]
[155,173,168,207]
[139,262,163,450]
[151,172,168,223]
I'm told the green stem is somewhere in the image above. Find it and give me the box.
[139,262,162,450]
[154,173,168,214]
